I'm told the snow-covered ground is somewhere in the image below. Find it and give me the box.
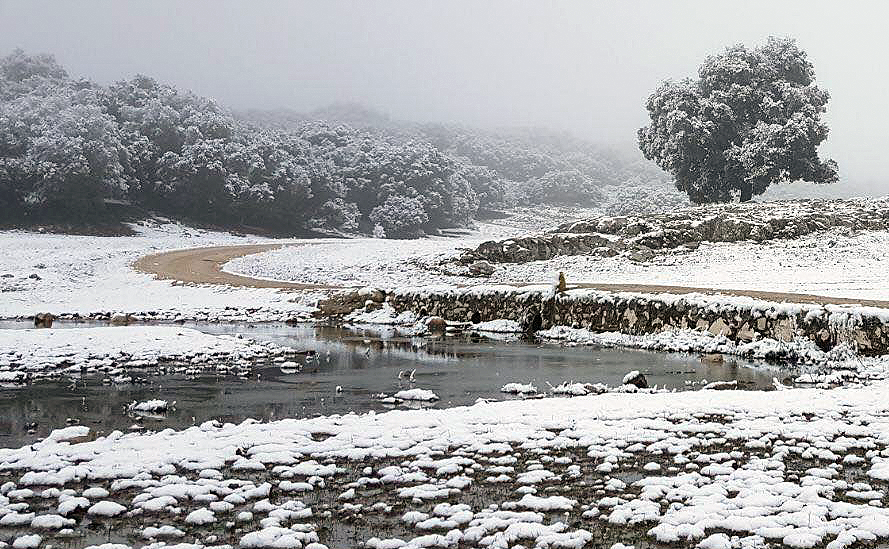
[0,326,301,383]
[6,207,885,324]
[223,222,521,288]
[224,225,889,301]
[0,220,316,320]
[2,204,889,548]
[498,228,889,301]
[2,382,889,548]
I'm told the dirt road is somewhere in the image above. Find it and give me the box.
[133,243,889,308]
[565,283,889,308]
[133,243,328,289]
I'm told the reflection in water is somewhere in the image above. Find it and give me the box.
[0,321,789,448]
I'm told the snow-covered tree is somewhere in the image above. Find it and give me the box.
[638,37,838,203]
[458,163,505,210]
[0,49,68,101]
[369,195,429,238]
[0,48,660,233]
[311,198,361,233]
[0,71,128,219]
[523,169,604,206]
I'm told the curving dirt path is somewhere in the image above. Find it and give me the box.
[133,243,889,308]
[133,243,331,290]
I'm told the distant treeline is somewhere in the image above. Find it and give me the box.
[0,50,661,237]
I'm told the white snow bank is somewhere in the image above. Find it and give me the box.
[499,228,889,302]
[471,319,523,333]
[127,400,174,413]
[345,303,419,326]
[500,383,538,394]
[536,325,889,379]
[223,222,521,288]
[0,326,298,380]
[393,389,440,402]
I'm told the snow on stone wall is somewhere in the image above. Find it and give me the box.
[388,285,889,355]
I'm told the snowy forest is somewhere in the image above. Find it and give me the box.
[0,49,663,237]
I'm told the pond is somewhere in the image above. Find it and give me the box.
[0,321,787,448]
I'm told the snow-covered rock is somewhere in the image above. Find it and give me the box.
[392,389,439,402]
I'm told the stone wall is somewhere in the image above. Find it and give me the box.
[388,285,889,356]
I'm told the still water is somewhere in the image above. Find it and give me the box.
[0,322,784,448]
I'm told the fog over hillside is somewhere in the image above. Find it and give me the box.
[1,0,887,193]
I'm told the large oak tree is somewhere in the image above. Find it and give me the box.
[638,37,838,203]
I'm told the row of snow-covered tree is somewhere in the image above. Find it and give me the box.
[0,49,660,237]
[241,104,667,213]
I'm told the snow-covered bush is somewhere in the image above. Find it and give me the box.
[521,169,604,206]
[458,163,506,210]
[369,195,429,238]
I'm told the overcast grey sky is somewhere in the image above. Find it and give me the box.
[0,0,886,188]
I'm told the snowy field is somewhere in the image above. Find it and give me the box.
[0,326,301,383]
[2,383,889,548]
[496,228,889,301]
[223,222,522,288]
[224,226,889,301]
[0,220,316,321]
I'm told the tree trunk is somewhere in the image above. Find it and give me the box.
[740,184,753,202]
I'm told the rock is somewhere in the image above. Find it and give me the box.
[364,300,383,312]
[707,319,730,337]
[425,316,448,331]
[357,287,386,303]
[33,313,55,328]
[773,318,796,342]
[627,246,654,263]
[622,370,648,389]
[462,234,613,264]
[468,260,495,276]
[28,273,41,280]
[464,198,889,266]
[2,273,13,278]
[109,314,133,326]
[700,353,724,364]
[702,380,738,390]
[385,279,889,355]
[736,322,755,342]
[319,289,381,317]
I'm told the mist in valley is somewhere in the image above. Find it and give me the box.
[1,0,887,194]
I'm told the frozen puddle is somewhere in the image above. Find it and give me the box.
[0,322,781,448]
[1,383,889,548]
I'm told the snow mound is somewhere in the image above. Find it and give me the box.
[393,389,439,401]
[500,382,538,394]
[127,400,174,413]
